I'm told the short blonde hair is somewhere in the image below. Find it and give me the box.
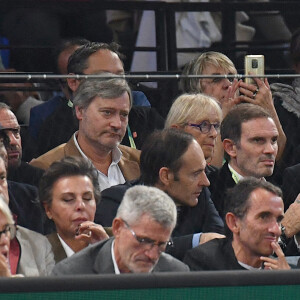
[179,51,237,93]
[0,195,13,225]
[165,93,222,128]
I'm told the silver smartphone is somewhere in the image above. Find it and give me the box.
[244,55,265,85]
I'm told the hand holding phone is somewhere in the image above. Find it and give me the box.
[244,55,265,85]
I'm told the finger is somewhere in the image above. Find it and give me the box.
[271,241,285,258]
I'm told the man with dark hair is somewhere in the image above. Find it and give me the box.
[95,128,224,260]
[30,76,140,192]
[28,37,89,143]
[0,103,44,187]
[184,177,290,271]
[208,103,279,218]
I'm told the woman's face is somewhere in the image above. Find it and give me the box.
[44,175,96,239]
[0,211,10,265]
[183,109,221,161]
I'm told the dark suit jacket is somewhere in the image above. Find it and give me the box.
[52,238,189,275]
[8,180,45,234]
[7,161,44,188]
[95,179,224,260]
[207,162,236,218]
[281,163,300,210]
[183,238,246,271]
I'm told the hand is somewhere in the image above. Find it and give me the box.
[199,232,225,245]
[237,77,274,114]
[260,242,290,270]
[75,221,109,244]
[221,79,242,117]
[0,254,11,277]
[281,193,300,238]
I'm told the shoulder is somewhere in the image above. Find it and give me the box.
[29,142,68,169]
[155,252,189,272]
[52,239,110,275]
[17,226,49,245]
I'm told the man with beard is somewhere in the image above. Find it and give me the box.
[0,103,44,187]
[208,103,279,218]
[30,76,140,191]
[52,185,189,275]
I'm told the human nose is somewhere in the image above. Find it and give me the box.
[199,172,210,187]
[208,125,218,138]
[110,114,122,129]
[144,244,161,261]
[222,78,232,89]
[264,141,277,154]
[269,220,281,237]
[6,132,18,146]
[75,198,86,211]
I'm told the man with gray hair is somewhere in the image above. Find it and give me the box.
[30,76,141,191]
[52,185,189,275]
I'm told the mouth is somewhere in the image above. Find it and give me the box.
[260,159,275,166]
[72,218,88,226]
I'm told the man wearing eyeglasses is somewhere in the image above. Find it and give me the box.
[52,185,189,275]
[208,103,279,218]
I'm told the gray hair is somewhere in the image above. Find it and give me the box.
[0,195,13,224]
[116,185,177,230]
[72,73,132,110]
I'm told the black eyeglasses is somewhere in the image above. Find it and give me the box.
[123,220,173,252]
[0,224,16,240]
[187,121,220,134]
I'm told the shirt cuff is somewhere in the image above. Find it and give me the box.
[192,233,202,248]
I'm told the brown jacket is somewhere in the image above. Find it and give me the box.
[30,134,141,181]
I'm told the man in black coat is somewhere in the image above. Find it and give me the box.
[208,103,279,218]
[95,129,224,260]
[0,103,44,187]
[184,178,290,271]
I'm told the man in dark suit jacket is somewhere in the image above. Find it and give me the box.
[208,103,279,219]
[184,178,290,271]
[95,129,224,261]
[0,103,44,187]
[52,185,189,275]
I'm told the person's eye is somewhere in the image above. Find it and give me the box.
[62,198,74,202]
[102,110,112,116]
[120,112,129,118]
[212,78,222,83]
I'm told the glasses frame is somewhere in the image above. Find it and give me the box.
[122,220,173,252]
[0,224,16,240]
[187,121,220,134]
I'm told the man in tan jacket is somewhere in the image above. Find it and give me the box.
[30,77,140,191]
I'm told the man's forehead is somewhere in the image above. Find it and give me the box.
[247,188,284,213]
[180,141,206,169]
[241,117,278,136]
[84,49,124,74]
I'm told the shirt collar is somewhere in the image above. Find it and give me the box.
[57,234,75,258]
[73,132,122,165]
[111,239,121,274]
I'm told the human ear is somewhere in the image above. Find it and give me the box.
[66,75,80,92]
[225,212,240,234]
[158,167,173,186]
[223,138,237,158]
[75,106,84,121]
[112,218,123,238]
[43,203,53,220]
